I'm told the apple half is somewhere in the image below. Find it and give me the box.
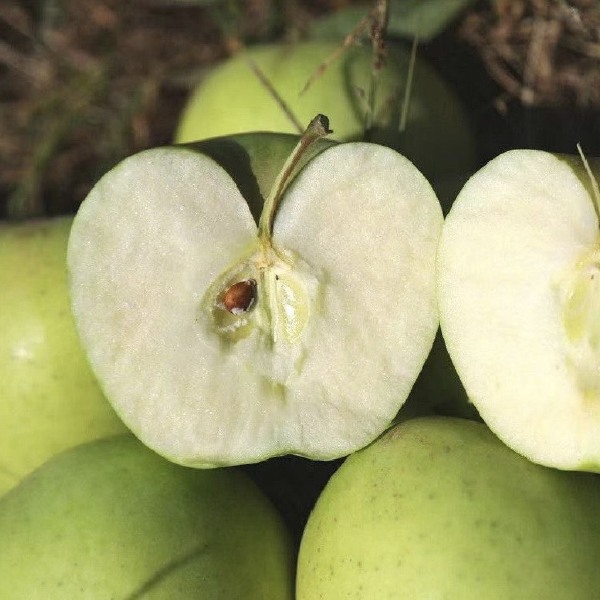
[67,117,443,467]
[437,149,600,471]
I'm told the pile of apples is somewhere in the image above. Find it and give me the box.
[2,42,600,599]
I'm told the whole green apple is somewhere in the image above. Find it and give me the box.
[175,41,476,201]
[0,217,126,495]
[0,434,295,598]
[296,417,600,599]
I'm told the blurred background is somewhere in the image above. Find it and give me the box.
[2,0,600,220]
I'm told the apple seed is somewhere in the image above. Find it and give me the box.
[223,279,257,314]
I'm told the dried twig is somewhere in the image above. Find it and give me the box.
[245,54,305,133]
[461,0,600,108]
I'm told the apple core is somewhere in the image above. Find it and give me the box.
[202,243,316,351]
[200,117,328,350]
[557,244,600,401]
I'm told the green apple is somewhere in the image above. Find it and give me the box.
[437,150,600,471]
[67,118,443,467]
[175,41,476,199]
[0,434,294,599]
[296,416,600,599]
[0,216,126,495]
[406,330,479,421]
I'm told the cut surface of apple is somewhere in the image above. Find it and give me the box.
[438,149,600,471]
[68,127,442,467]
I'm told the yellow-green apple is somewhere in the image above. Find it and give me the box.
[0,434,294,599]
[175,41,476,203]
[297,416,600,599]
[0,216,126,495]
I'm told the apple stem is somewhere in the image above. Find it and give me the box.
[258,114,332,243]
[577,143,600,225]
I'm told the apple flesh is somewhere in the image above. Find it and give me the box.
[437,150,600,471]
[0,217,126,495]
[67,124,443,467]
[296,416,600,599]
[0,435,294,599]
[175,41,476,198]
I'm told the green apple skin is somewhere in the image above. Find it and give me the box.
[405,330,480,422]
[175,42,476,204]
[0,435,295,599]
[189,131,336,223]
[0,217,126,496]
[296,417,600,599]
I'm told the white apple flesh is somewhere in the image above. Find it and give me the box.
[437,149,600,471]
[67,122,443,467]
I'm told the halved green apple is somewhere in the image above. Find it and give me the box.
[437,149,600,471]
[67,118,443,467]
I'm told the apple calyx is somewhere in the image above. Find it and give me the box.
[201,115,332,347]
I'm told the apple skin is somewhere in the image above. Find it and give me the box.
[189,130,336,223]
[296,416,600,599]
[0,217,127,495]
[0,434,295,599]
[175,41,476,203]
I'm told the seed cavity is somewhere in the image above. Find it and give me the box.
[273,272,309,344]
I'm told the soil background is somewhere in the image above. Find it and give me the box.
[3,0,600,219]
